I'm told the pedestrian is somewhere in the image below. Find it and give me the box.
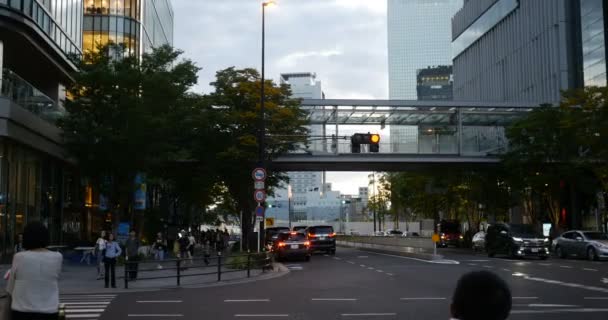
[178,230,190,266]
[450,271,511,320]
[14,233,24,253]
[223,229,230,252]
[7,221,62,320]
[103,233,122,288]
[125,230,140,280]
[187,232,196,263]
[154,232,167,269]
[203,238,211,265]
[94,230,107,280]
[215,229,223,252]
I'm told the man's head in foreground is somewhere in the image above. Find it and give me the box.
[451,271,512,320]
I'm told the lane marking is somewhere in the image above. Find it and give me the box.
[464,259,490,262]
[128,315,184,317]
[62,302,111,305]
[366,252,460,265]
[360,264,366,267]
[386,273,395,276]
[334,257,342,260]
[539,263,552,266]
[65,309,106,313]
[468,263,478,266]
[312,298,357,301]
[512,273,608,293]
[584,297,608,300]
[368,267,375,270]
[583,268,598,272]
[224,299,270,302]
[137,301,182,303]
[400,297,446,300]
[341,313,397,317]
[376,269,384,273]
[528,304,579,308]
[65,314,101,318]
[512,297,538,300]
[511,308,608,314]
[502,268,511,272]
[483,265,493,269]
[347,261,355,264]
[323,254,329,257]
[235,315,288,317]
[560,266,573,269]
[358,256,369,258]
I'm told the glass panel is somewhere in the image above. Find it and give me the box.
[581,0,607,86]
[10,0,22,10]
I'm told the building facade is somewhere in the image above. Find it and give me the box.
[387,0,462,153]
[0,0,88,259]
[82,0,173,55]
[417,65,453,100]
[451,0,585,104]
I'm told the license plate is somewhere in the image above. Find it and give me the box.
[319,237,326,240]
[531,248,539,253]
[291,245,299,249]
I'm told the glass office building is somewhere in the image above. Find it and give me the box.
[580,0,607,87]
[82,0,173,56]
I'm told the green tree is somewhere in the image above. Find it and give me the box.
[59,44,200,229]
[201,67,308,248]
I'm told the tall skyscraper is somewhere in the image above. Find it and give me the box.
[82,0,174,56]
[387,0,462,100]
[387,0,462,153]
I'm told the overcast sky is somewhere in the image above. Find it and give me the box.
[172,0,388,194]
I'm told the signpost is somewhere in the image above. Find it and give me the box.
[265,217,275,227]
[252,167,267,253]
[432,233,440,257]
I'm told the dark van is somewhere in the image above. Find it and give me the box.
[485,223,550,259]
[306,225,336,254]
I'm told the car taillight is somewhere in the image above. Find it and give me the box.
[304,241,310,246]
[278,242,286,247]
[290,232,297,235]
[329,232,336,238]
[308,233,316,238]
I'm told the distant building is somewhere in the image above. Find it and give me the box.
[305,190,342,221]
[417,66,453,100]
[358,187,369,208]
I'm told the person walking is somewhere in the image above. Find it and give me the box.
[13,233,24,254]
[7,221,62,320]
[103,233,122,288]
[154,232,167,269]
[187,232,196,263]
[95,230,107,280]
[178,230,190,267]
[125,230,140,280]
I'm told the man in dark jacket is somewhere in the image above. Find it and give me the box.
[125,230,141,280]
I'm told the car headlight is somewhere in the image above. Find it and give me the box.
[512,237,523,242]
[544,238,550,243]
[596,242,608,249]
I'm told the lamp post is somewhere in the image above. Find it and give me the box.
[259,1,275,166]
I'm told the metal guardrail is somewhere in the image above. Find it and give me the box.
[122,252,272,289]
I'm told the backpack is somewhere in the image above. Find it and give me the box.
[178,236,189,250]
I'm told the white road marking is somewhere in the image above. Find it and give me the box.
[468,263,478,266]
[65,309,106,313]
[511,308,608,314]
[347,261,355,264]
[483,265,493,269]
[334,257,342,260]
[62,302,110,305]
[367,252,459,265]
[502,268,511,272]
[528,304,579,308]
[357,256,369,258]
[341,313,397,317]
[312,298,357,301]
[583,268,598,272]
[66,314,102,318]
[128,315,184,317]
[137,301,182,303]
[323,254,329,257]
[224,299,270,302]
[386,273,395,276]
[601,278,608,284]
[512,297,538,300]
[584,297,608,300]
[513,274,608,293]
[560,265,573,269]
[376,269,384,273]
[368,267,375,270]
[235,315,288,317]
[60,294,115,320]
[400,297,446,300]
[360,264,366,267]
[464,259,490,262]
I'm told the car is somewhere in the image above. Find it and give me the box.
[264,227,290,247]
[271,231,311,262]
[306,225,336,254]
[553,230,608,261]
[292,226,307,232]
[472,231,486,252]
[438,220,464,248]
[485,223,550,259]
[386,229,403,237]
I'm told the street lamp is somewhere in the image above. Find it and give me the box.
[259,1,276,166]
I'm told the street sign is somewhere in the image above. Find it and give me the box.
[252,168,267,181]
[256,216,264,223]
[254,181,265,190]
[265,217,275,227]
[255,205,265,217]
[254,190,266,202]
[432,234,440,243]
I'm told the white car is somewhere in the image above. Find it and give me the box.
[472,231,486,252]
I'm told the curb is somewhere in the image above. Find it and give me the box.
[60,263,290,295]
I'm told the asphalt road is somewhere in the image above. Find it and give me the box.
[92,247,608,320]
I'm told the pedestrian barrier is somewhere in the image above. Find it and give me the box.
[122,252,272,289]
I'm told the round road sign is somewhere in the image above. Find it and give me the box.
[252,168,267,181]
[255,205,265,217]
[254,190,266,202]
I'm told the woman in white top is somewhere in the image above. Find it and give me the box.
[95,230,107,279]
[7,221,62,320]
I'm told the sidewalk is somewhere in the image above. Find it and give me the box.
[1,256,287,294]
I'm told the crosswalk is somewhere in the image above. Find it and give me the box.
[60,294,116,319]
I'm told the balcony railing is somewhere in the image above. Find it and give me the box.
[1,69,65,123]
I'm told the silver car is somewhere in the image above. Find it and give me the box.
[472,231,485,252]
[553,230,608,261]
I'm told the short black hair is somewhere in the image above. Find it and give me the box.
[22,221,50,250]
[451,271,511,320]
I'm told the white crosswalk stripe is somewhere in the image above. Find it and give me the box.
[60,294,116,319]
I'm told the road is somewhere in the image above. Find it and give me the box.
[89,247,608,319]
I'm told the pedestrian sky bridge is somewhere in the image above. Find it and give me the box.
[272,99,538,171]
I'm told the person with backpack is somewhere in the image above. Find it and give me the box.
[153,232,167,269]
[178,230,190,267]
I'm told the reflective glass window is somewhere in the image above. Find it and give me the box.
[581,0,607,86]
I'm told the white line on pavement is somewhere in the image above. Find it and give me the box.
[65,314,101,318]
[357,256,368,258]
[224,299,270,302]
[323,254,329,257]
[583,268,598,272]
[528,304,579,308]
[560,266,573,269]
[512,297,538,300]
[464,260,490,262]
[400,298,446,301]
[347,261,355,264]
[360,264,366,267]
[511,308,608,314]
[502,268,511,272]
[341,313,397,317]
[127,315,184,317]
[368,267,375,270]
[513,274,608,293]
[137,301,182,303]
[483,265,493,269]
[386,273,394,276]
[368,252,460,265]
[334,257,342,260]
[65,309,106,313]
[61,302,111,305]
[312,298,357,301]
[539,263,552,266]
[235,314,289,317]
[468,263,478,266]
[584,297,608,300]
[376,270,384,273]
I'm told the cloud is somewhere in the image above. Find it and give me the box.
[277,49,343,68]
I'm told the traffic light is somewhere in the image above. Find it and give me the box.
[351,133,381,153]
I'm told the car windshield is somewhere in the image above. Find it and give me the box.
[584,232,608,240]
[309,227,333,234]
[509,224,539,236]
[441,222,460,233]
[278,233,306,241]
[293,226,306,231]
